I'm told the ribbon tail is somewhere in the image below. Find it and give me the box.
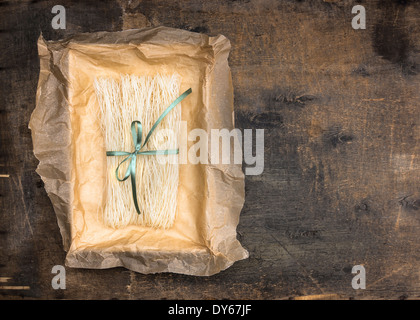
[142,88,192,148]
[106,151,132,157]
[129,155,141,215]
[139,149,179,155]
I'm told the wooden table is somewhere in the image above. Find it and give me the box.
[0,0,419,300]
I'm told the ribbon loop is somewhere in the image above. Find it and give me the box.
[131,120,142,151]
[106,88,192,214]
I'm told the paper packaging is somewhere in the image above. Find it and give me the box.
[29,27,248,276]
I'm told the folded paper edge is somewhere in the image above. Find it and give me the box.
[205,34,249,264]
[29,34,73,251]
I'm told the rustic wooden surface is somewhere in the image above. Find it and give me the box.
[0,0,419,300]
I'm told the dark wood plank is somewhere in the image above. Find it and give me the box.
[0,0,419,300]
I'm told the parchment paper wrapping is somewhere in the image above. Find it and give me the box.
[29,27,248,276]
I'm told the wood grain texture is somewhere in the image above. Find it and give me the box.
[0,0,419,300]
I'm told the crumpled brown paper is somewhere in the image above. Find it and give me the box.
[29,26,248,276]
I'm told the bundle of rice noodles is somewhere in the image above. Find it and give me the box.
[94,74,181,229]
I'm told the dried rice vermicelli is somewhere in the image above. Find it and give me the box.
[94,74,181,229]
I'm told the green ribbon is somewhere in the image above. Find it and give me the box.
[106,88,192,214]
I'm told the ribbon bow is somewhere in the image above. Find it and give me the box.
[106,88,192,214]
